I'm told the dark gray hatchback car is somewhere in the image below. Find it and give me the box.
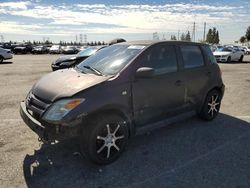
[20,41,225,164]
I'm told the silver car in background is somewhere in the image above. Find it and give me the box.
[0,47,13,63]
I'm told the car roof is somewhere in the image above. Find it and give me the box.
[115,40,207,47]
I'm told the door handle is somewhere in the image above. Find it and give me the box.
[207,71,212,76]
[175,80,182,86]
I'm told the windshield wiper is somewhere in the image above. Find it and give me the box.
[75,65,86,74]
[83,65,102,76]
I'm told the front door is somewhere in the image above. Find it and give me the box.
[132,44,185,126]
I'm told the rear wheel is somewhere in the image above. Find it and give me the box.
[199,90,222,121]
[0,56,3,63]
[227,56,231,63]
[80,114,129,164]
[238,55,243,62]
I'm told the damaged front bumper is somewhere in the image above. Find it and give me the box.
[20,101,81,142]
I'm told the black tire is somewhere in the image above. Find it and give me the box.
[198,90,222,121]
[80,113,129,164]
[238,55,243,62]
[0,56,3,63]
[227,56,231,63]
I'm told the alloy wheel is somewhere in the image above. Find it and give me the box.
[96,123,125,159]
[208,95,220,117]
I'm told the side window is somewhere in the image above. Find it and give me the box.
[180,45,205,69]
[202,45,217,64]
[142,45,178,74]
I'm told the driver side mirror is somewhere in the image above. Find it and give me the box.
[136,67,155,78]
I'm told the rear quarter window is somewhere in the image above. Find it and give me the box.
[180,45,205,69]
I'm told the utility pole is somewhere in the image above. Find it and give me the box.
[79,34,83,45]
[203,22,206,42]
[75,35,78,43]
[177,30,180,40]
[0,35,4,43]
[192,22,196,42]
[84,34,87,45]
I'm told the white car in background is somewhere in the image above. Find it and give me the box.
[242,46,250,55]
[0,47,13,63]
[213,47,244,63]
[49,45,62,54]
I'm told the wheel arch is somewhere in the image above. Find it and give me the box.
[199,85,224,113]
[83,107,134,137]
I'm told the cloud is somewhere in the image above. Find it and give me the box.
[0,1,31,10]
[0,1,249,42]
[0,21,42,34]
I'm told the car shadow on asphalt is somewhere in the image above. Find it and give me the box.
[23,113,250,187]
[218,61,250,64]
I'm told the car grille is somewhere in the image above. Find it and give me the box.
[215,55,221,58]
[26,92,51,120]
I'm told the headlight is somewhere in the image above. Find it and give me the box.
[43,99,84,121]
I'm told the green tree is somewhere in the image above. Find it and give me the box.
[240,36,246,44]
[171,35,177,40]
[214,31,220,44]
[245,26,250,42]
[185,31,191,41]
[180,33,186,41]
[206,28,220,44]
[206,29,212,43]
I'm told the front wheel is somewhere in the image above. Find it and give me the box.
[227,56,231,63]
[199,90,222,121]
[0,56,3,63]
[80,114,129,164]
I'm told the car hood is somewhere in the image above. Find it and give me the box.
[32,68,110,102]
[54,55,77,64]
[213,51,231,56]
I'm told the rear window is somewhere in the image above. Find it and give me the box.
[202,45,217,64]
[180,46,205,69]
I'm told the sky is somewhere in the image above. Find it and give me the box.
[0,0,250,44]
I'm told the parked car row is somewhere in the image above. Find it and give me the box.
[210,44,250,55]
[241,46,250,54]
[51,46,105,71]
[0,43,90,55]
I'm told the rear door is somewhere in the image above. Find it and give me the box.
[132,44,185,126]
[178,45,210,109]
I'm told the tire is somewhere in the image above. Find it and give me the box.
[80,113,129,164]
[0,56,3,63]
[238,55,243,62]
[198,90,222,121]
[227,56,231,63]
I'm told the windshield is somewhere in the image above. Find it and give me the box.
[216,48,232,52]
[77,45,145,75]
[77,48,98,57]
